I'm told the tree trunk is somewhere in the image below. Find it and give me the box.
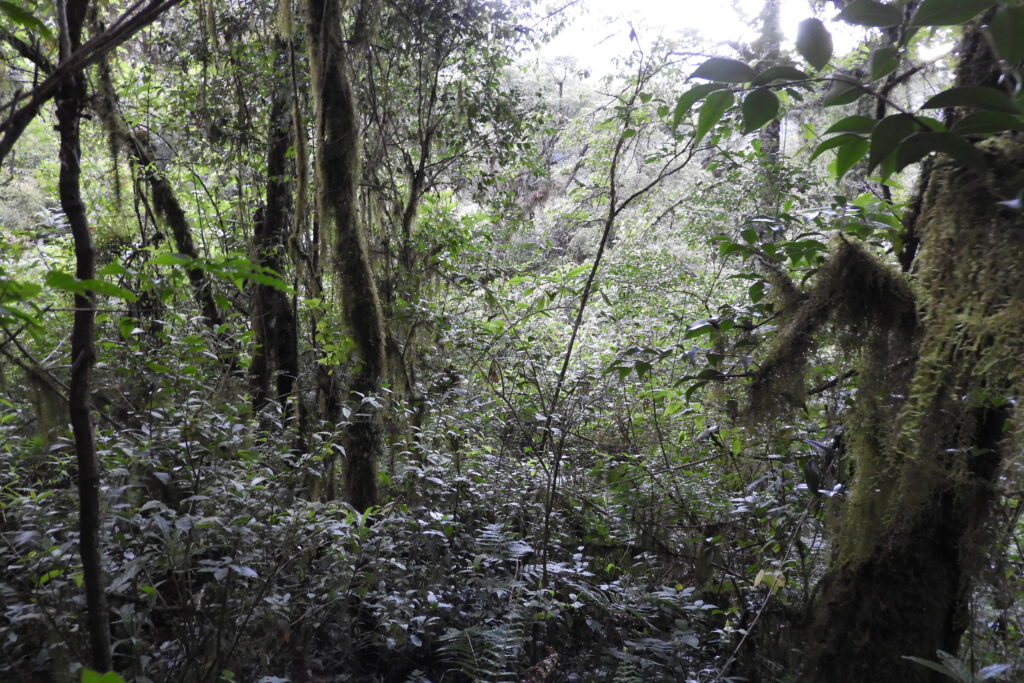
[307,0,387,510]
[803,25,1023,683]
[56,0,112,671]
[93,70,224,335]
[251,35,298,417]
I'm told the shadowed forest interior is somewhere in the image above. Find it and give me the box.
[1,0,1024,681]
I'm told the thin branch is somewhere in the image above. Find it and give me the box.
[0,0,185,166]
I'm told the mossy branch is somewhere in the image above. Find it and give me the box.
[749,237,917,416]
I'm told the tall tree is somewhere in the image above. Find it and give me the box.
[801,21,1023,680]
[250,22,298,417]
[307,0,387,509]
[56,0,112,671]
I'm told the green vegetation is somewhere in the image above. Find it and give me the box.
[1,0,1023,681]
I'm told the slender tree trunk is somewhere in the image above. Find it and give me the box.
[93,70,223,334]
[251,35,298,417]
[307,0,387,510]
[755,0,782,176]
[803,25,1023,683]
[56,0,112,671]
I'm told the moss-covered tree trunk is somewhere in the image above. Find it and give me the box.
[93,72,224,337]
[250,34,298,418]
[803,28,1024,683]
[307,0,387,510]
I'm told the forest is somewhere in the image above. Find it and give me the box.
[1,0,1022,680]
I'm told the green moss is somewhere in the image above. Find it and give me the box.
[748,237,916,420]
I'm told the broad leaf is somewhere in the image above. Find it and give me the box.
[837,0,903,27]
[694,90,734,145]
[922,86,1021,114]
[824,75,867,107]
[909,0,997,26]
[870,46,900,81]
[901,656,957,677]
[952,111,1024,135]
[824,115,877,135]
[752,65,809,85]
[691,57,756,84]
[80,668,128,683]
[796,18,833,70]
[0,1,55,44]
[834,137,870,178]
[45,271,138,301]
[741,89,779,134]
[81,279,138,302]
[45,270,87,295]
[869,114,919,172]
[915,116,946,131]
[697,368,726,381]
[893,132,987,174]
[810,133,865,162]
[988,6,1024,64]
[150,252,194,266]
[672,83,723,128]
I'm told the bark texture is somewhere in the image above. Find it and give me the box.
[57,0,112,671]
[803,26,1024,682]
[251,36,298,416]
[93,70,223,334]
[307,0,387,510]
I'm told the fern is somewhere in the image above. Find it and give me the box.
[438,614,526,682]
[611,659,646,683]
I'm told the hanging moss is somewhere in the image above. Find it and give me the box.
[804,132,1024,682]
[748,237,917,418]
[308,0,388,511]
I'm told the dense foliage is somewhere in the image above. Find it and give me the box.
[1,0,1023,681]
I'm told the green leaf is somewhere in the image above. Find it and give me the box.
[909,0,997,26]
[685,320,714,338]
[97,262,127,277]
[80,669,128,683]
[987,6,1024,64]
[751,65,809,85]
[45,272,136,301]
[150,252,194,266]
[0,1,55,44]
[922,86,1020,114]
[870,46,900,80]
[796,18,833,70]
[80,279,138,302]
[952,111,1024,135]
[824,115,878,135]
[916,116,947,131]
[869,114,919,172]
[691,57,756,83]
[672,83,723,128]
[45,270,87,295]
[893,132,987,174]
[694,90,734,145]
[824,75,867,107]
[834,137,870,178]
[810,134,864,162]
[901,656,957,677]
[697,368,726,380]
[684,381,707,401]
[741,89,779,133]
[0,274,41,303]
[837,0,903,27]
